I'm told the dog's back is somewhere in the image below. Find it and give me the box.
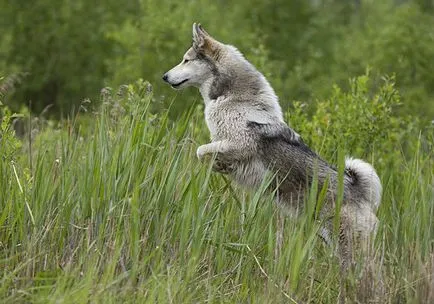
[252,122,381,211]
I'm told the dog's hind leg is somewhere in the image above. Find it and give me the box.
[328,204,381,303]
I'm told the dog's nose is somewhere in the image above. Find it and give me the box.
[162,73,168,82]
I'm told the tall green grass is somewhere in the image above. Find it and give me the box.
[1,80,433,303]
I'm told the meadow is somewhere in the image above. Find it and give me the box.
[1,77,433,303]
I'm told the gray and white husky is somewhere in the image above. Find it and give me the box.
[163,23,382,265]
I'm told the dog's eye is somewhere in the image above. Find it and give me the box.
[183,59,190,64]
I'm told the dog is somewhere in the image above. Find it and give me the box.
[162,23,382,267]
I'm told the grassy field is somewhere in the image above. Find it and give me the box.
[1,80,433,303]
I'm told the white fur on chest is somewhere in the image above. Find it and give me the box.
[204,97,247,141]
[203,98,267,188]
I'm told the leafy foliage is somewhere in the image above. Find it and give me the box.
[0,76,24,161]
[290,74,410,163]
[0,104,23,161]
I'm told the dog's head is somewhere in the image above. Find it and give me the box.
[162,23,224,90]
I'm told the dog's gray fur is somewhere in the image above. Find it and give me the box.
[163,23,382,266]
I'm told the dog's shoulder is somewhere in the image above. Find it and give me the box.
[246,119,318,158]
[246,119,300,144]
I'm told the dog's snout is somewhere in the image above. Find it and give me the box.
[162,73,169,82]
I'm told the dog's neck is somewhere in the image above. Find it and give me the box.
[199,69,281,112]
[199,78,216,105]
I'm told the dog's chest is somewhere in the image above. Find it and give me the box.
[204,101,245,140]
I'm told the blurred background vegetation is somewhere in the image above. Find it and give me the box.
[1,0,434,120]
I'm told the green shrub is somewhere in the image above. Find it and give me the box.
[0,78,23,161]
[289,73,419,169]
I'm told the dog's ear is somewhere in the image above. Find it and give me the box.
[192,23,222,59]
[197,24,211,37]
[192,23,206,50]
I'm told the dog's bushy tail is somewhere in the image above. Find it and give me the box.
[345,157,382,211]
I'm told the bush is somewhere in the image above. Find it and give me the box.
[290,73,413,164]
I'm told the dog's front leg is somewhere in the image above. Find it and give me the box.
[197,140,241,174]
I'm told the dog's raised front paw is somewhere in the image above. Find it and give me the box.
[196,145,207,161]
